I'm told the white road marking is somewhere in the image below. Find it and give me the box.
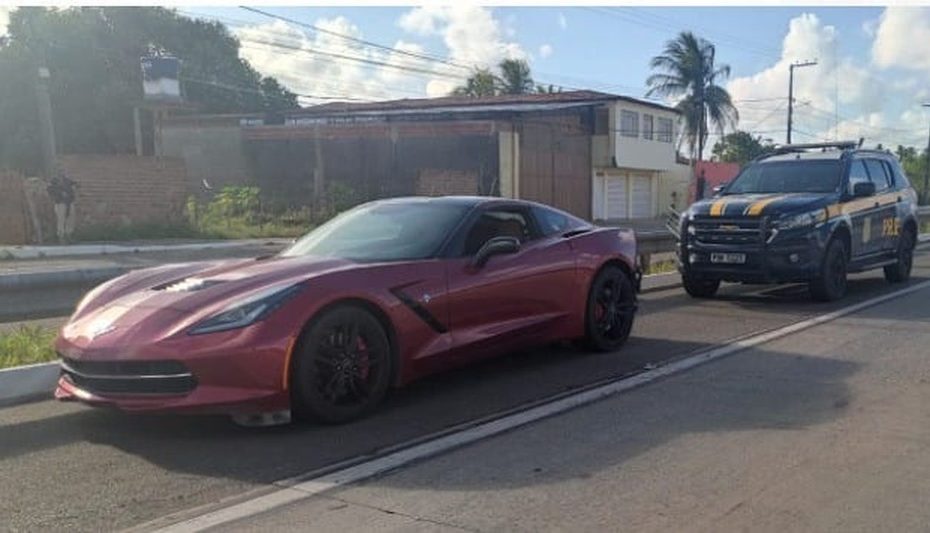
[153,279,930,533]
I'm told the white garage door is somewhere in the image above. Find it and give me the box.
[605,175,628,219]
[630,174,653,218]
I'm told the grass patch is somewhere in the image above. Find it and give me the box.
[645,259,677,275]
[0,326,57,369]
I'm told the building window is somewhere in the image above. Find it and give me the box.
[642,114,654,140]
[620,110,639,138]
[657,117,673,143]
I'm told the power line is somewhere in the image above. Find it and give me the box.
[239,6,475,73]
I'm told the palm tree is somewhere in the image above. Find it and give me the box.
[535,83,562,94]
[452,68,498,97]
[497,59,534,95]
[646,31,738,162]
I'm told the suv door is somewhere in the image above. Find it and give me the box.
[864,158,898,253]
[846,159,875,258]
[444,204,577,357]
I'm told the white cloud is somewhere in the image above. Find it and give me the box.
[558,12,567,30]
[726,13,897,145]
[861,18,878,38]
[235,17,441,102]
[872,7,930,71]
[0,6,13,37]
[539,44,553,59]
[234,6,528,102]
[398,6,526,96]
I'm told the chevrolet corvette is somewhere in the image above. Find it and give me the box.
[55,196,640,425]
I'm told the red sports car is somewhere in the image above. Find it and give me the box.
[55,197,640,425]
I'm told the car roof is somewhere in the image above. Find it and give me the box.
[368,195,552,209]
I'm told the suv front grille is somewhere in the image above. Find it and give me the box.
[60,357,196,396]
[689,216,771,246]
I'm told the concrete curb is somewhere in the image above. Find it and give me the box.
[0,239,290,261]
[0,362,59,407]
[640,271,680,293]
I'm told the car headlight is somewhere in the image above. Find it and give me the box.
[774,209,827,231]
[188,283,305,335]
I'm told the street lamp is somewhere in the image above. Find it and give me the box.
[922,103,930,205]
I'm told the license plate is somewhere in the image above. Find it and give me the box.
[711,252,746,264]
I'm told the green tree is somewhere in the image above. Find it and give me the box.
[452,58,538,97]
[0,7,298,174]
[452,67,498,97]
[497,58,534,95]
[711,131,775,165]
[896,144,928,199]
[535,83,562,94]
[646,31,738,162]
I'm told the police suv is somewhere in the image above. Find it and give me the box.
[677,141,919,301]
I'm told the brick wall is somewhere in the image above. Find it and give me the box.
[0,171,32,245]
[59,155,188,229]
[416,169,479,196]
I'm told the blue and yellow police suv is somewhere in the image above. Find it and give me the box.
[676,141,919,301]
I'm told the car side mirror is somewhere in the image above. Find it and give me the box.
[853,181,876,198]
[712,182,728,196]
[471,236,520,268]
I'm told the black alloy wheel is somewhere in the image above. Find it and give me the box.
[884,228,915,283]
[810,238,848,302]
[292,305,392,424]
[584,265,637,352]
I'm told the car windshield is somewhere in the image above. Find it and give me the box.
[280,201,470,262]
[724,160,842,194]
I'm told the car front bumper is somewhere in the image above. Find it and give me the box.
[54,325,293,416]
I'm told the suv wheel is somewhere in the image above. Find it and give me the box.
[884,228,915,283]
[810,238,848,302]
[682,274,720,298]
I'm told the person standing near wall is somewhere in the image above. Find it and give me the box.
[46,165,78,244]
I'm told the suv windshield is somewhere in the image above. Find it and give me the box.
[281,202,470,262]
[725,160,842,194]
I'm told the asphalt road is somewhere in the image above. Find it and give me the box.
[225,278,930,533]
[1,251,929,532]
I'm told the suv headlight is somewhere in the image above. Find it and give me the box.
[188,283,304,335]
[774,209,827,231]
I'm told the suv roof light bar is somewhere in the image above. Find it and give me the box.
[770,140,859,154]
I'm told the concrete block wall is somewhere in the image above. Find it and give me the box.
[59,155,188,230]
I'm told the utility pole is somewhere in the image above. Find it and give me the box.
[787,60,817,144]
[922,103,930,204]
[35,65,57,178]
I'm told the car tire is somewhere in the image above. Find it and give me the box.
[583,265,636,352]
[884,228,915,283]
[291,305,393,424]
[682,275,721,298]
[810,238,848,302]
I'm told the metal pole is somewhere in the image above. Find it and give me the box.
[36,66,57,178]
[923,106,930,204]
[787,60,817,145]
[787,65,794,145]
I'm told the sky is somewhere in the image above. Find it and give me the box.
[2,4,930,149]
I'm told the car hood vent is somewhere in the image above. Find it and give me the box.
[155,277,225,293]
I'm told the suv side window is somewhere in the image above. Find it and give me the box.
[881,161,897,189]
[865,159,892,192]
[848,160,871,195]
[462,208,536,256]
[887,159,911,189]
